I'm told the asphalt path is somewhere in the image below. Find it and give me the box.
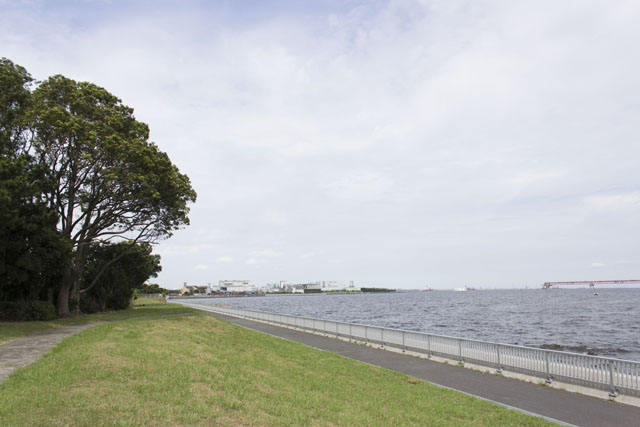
[206,311,640,427]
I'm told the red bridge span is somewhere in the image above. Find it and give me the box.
[542,279,640,289]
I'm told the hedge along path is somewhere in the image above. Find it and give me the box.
[0,312,193,383]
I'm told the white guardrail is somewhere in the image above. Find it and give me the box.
[174,300,640,397]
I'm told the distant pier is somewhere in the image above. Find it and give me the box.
[542,279,640,289]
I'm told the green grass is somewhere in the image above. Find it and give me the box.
[0,299,192,344]
[0,305,556,426]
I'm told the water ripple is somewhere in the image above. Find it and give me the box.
[198,289,640,361]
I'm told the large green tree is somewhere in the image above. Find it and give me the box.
[0,58,70,303]
[30,75,196,316]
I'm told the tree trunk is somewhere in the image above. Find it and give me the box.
[56,255,81,317]
[56,277,71,317]
[70,279,80,314]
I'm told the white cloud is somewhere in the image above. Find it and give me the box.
[252,250,281,257]
[320,172,394,202]
[583,192,640,212]
[591,263,606,269]
[260,210,289,227]
[4,1,640,288]
[154,243,214,256]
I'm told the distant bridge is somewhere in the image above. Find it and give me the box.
[542,280,640,289]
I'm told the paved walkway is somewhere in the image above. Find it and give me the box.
[207,311,640,427]
[0,323,103,383]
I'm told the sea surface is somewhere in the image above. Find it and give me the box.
[192,288,640,361]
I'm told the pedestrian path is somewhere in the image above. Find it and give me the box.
[0,312,193,384]
[0,323,103,383]
[208,311,640,427]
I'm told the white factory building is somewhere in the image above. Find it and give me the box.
[219,280,254,293]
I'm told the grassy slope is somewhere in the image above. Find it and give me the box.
[0,305,556,426]
[0,299,192,344]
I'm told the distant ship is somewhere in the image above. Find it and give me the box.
[453,287,476,292]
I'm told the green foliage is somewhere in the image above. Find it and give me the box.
[136,283,168,295]
[0,156,71,300]
[0,300,56,321]
[29,73,196,316]
[0,57,32,153]
[31,74,197,245]
[0,57,195,317]
[0,58,71,303]
[80,242,162,313]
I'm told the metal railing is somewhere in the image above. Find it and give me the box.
[175,301,640,397]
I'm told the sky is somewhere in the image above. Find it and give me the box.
[1,0,639,289]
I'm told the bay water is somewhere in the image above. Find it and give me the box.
[194,288,640,361]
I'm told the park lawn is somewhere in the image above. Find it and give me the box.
[0,305,556,426]
[0,299,193,344]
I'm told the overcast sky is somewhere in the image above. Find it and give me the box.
[2,0,639,289]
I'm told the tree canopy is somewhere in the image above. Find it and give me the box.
[0,58,196,317]
[0,59,71,304]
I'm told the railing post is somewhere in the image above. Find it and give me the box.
[365,325,369,344]
[402,331,406,353]
[381,328,385,348]
[545,352,552,384]
[349,323,352,342]
[458,339,464,365]
[427,335,432,358]
[608,360,619,397]
[496,344,502,373]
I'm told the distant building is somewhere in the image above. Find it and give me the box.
[272,280,360,293]
[219,280,253,293]
[181,282,208,295]
[279,280,290,290]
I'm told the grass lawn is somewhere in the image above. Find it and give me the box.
[0,298,192,344]
[0,303,556,426]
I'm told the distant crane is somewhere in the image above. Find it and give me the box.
[542,280,640,289]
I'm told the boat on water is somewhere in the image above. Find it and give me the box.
[453,287,476,292]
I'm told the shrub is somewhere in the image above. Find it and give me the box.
[0,300,56,321]
[79,294,101,314]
